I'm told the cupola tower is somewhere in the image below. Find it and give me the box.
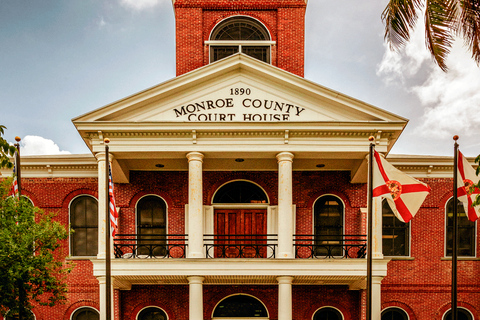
[172,0,307,77]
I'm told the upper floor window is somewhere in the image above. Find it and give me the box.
[208,16,273,64]
[213,294,268,318]
[213,180,268,204]
[382,199,410,256]
[446,198,476,257]
[314,195,344,256]
[70,196,98,257]
[137,195,167,257]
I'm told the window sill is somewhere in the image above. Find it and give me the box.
[441,257,479,261]
[66,256,98,260]
[385,256,415,261]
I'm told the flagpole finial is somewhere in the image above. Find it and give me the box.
[15,136,21,142]
[369,136,375,142]
[453,135,459,141]
[104,138,110,144]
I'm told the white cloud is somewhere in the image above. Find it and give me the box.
[377,24,480,150]
[20,136,71,156]
[120,0,165,11]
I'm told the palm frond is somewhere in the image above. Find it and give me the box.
[458,0,480,66]
[424,0,455,71]
[382,0,423,49]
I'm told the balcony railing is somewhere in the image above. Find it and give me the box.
[293,235,367,259]
[204,234,278,258]
[113,234,366,259]
[114,234,188,259]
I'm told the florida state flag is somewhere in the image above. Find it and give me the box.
[372,151,430,222]
[457,150,480,221]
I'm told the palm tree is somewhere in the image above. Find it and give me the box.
[382,0,480,71]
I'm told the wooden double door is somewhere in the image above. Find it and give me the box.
[214,209,267,258]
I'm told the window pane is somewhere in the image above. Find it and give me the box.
[444,309,473,320]
[213,295,267,317]
[446,198,475,257]
[211,17,270,41]
[242,46,270,63]
[381,308,408,320]
[138,307,167,320]
[213,181,268,204]
[72,308,99,320]
[382,200,409,256]
[211,46,239,62]
[314,196,344,256]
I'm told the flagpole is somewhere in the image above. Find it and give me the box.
[105,138,112,320]
[366,136,374,320]
[14,136,21,196]
[452,135,459,320]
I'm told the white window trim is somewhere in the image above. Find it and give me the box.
[381,306,410,320]
[70,306,99,320]
[311,306,344,320]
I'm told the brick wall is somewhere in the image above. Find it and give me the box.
[5,171,479,319]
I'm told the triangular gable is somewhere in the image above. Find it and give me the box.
[73,54,407,124]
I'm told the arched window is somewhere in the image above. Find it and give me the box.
[213,180,268,204]
[208,16,272,63]
[71,307,99,320]
[382,200,409,256]
[137,307,168,320]
[381,307,409,320]
[446,198,476,257]
[70,195,98,256]
[5,309,35,320]
[443,308,473,320]
[314,195,344,257]
[313,307,343,320]
[213,295,268,318]
[137,195,167,257]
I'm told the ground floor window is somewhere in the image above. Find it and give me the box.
[5,310,35,320]
[71,307,99,320]
[213,294,268,318]
[443,308,473,320]
[313,307,343,320]
[381,307,408,320]
[137,307,168,320]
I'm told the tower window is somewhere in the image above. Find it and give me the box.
[208,16,273,63]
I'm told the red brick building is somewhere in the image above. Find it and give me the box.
[1,1,479,319]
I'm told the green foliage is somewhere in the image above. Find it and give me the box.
[0,180,73,317]
[0,125,17,169]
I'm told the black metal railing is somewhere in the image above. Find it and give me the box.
[294,235,367,259]
[204,234,278,258]
[114,234,188,259]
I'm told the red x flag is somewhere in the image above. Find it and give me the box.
[372,151,431,223]
[457,150,480,221]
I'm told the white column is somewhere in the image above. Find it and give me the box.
[96,152,108,260]
[372,197,383,259]
[187,152,204,258]
[276,152,294,258]
[277,276,293,320]
[188,276,204,320]
[372,276,382,320]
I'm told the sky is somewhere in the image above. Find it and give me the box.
[1,0,479,157]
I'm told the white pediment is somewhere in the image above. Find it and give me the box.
[74,54,406,125]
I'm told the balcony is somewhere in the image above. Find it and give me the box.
[113,234,366,259]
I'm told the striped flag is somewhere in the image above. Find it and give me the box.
[10,151,19,198]
[372,151,430,223]
[456,150,480,221]
[109,167,119,236]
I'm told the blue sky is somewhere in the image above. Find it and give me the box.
[1,0,479,157]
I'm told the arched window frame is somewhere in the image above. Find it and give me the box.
[135,194,169,232]
[382,199,411,257]
[206,15,275,64]
[312,306,344,320]
[136,306,168,320]
[445,197,477,257]
[212,179,270,205]
[70,307,99,320]
[381,306,410,320]
[5,309,36,320]
[211,293,269,319]
[135,195,169,257]
[312,195,345,257]
[442,307,474,320]
[69,194,99,257]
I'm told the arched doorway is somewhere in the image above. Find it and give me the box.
[211,180,269,258]
[212,294,269,319]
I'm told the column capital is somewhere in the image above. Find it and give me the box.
[277,276,294,284]
[95,152,115,163]
[276,152,294,163]
[187,276,205,284]
[186,152,204,163]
